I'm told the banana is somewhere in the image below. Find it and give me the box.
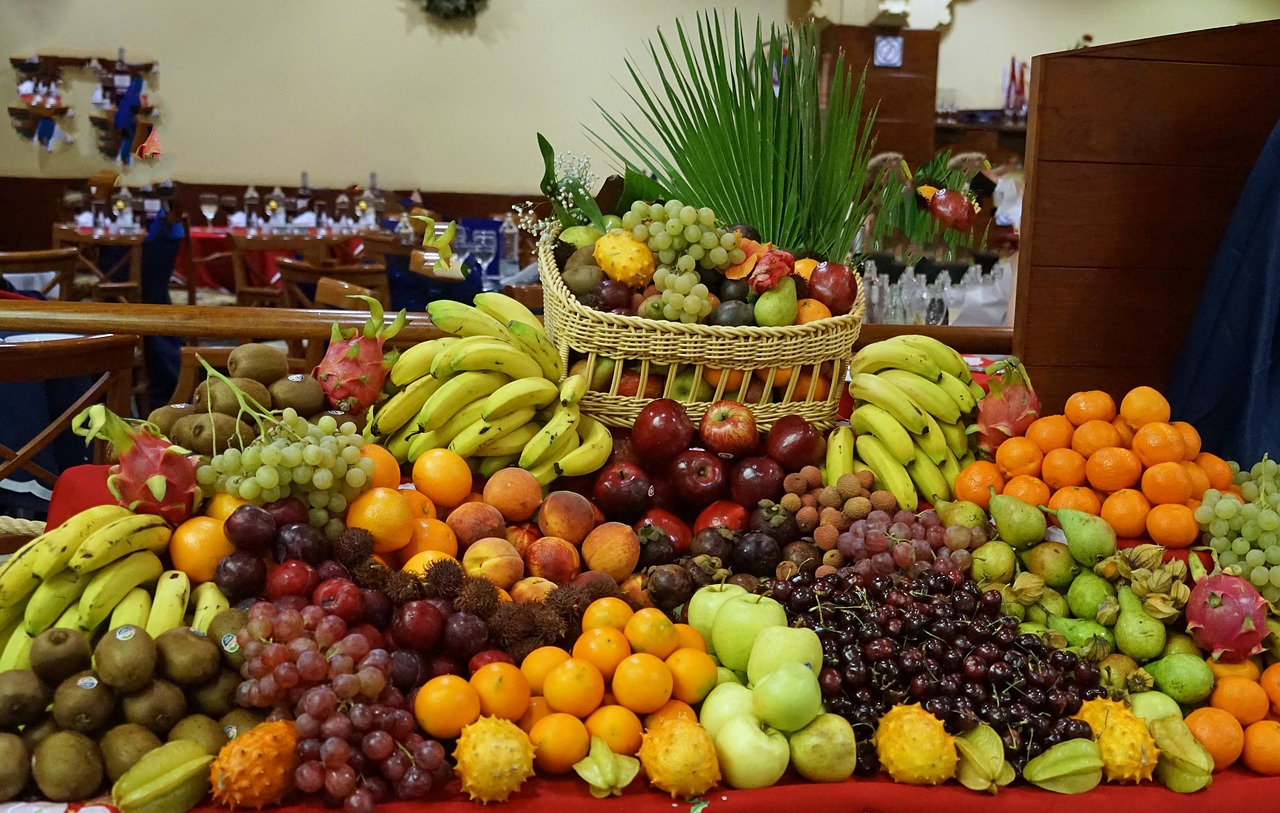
[558,374,588,408]
[477,454,521,478]
[23,567,95,636]
[939,446,963,486]
[448,341,545,381]
[526,458,561,487]
[1149,716,1214,793]
[848,338,943,381]
[0,540,44,609]
[449,408,537,457]
[0,505,133,606]
[855,434,918,511]
[554,415,614,477]
[429,336,514,379]
[877,368,962,424]
[0,599,25,634]
[938,418,971,458]
[473,291,542,330]
[416,371,510,432]
[69,516,172,573]
[407,398,490,460]
[112,738,213,813]
[522,417,580,469]
[54,602,94,637]
[936,370,978,414]
[374,374,443,436]
[849,373,929,434]
[824,426,856,486]
[191,582,230,634]
[0,611,22,665]
[475,422,542,457]
[426,300,515,343]
[518,404,581,469]
[29,503,137,579]
[0,623,34,670]
[384,419,420,464]
[849,404,915,465]
[893,334,973,382]
[851,457,874,478]
[482,377,559,420]
[911,409,951,465]
[146,570,192,638]
[78,550,165,632]
[1021,738,1104,794]
[969,378,987,402]
[109,587,153,631]
[506,320,563,381]
[906,445,951,505]
[389,337,459,387]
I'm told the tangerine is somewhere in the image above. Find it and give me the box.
[517,695,552,734]
[400,549,455,576]
[1208,657,1262,684]
[1242,720,1280,775]
[1184,706,1244,771]
[469,661,531,721]
[611,653,673,714]
[1002,475,1051,508]
[673,623,707,652]
[1141,461,1194,505]
[1046,486,1102,517]
[397,517,458,564]
[782,369,831,402]
[1064,391,1116,427]
[1119,385,1171,431]
[572,627,632,681]
[1261,663,1280,715]
[413,674,481,739]
[520,646,572,696]
[412,448,473,509]
[953,461,1006,510]
[1111,416,1136,449]
[203,492,249,522]
[1099,489,1152,538]
[399,488,437,520]
[582,597,635,633]
[1145,503,1199,548]
[795,298,834,323]
[360,443,402,490]
[665,648,718,705]
[169,517,236,583]
[995,436,1043,479]
[1085,447,1143,493]
[1025,415,1076,453]
[542,657,605,718]
[585,705,644,755]
[1132,422,1187,467]
[643,699,699,730]
[528,713,591,774]
[623,608,680,659]
[1181,461,1212,500]
[1194,453,1235,491]
[1172,421,1202,460]
[345,487,414,553]
[1071,420,1123,459]
[1212,676,1271,726]
[1041,448,1087,490]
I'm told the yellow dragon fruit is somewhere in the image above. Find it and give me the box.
[592,230,655,288]
[209,720,298,809]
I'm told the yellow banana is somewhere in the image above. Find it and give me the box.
[906,445,951,505]
[527,458,561,487]
[449,408,537,457]
[24,567,95,636]
[855,434,918,511]
[416,371,510,432]
[506,320,563,381]
[69,516,171,573]
[477,454,521,478]
[191,582,230,634]
[824,426,856,487]
[558,374,589,408]
[849,373,928,434]
[109,587,153,632]
[448,341,544,381]
[374,374,443,436]
[475,422,543,457]
[0,623,34,670]
[521,417,580,469]
[389,337,459,387]
[78,550,165,632]
[937,371,978,414]
[30,503,137,579]
[473,291,542,330]
[554,415,614,477]
[407,398,489,460]
[939,446,963,486]
[911,409,951,466]
[893,334,973,382]
[938,419,971,458]
[877,368,962,424]
[146,570,192,638]
[383,419,420,464]
[54,602,94,637]
[847,338,943,381]
[849,403,915,465]
[425,300,515,342]
[482,377,559,420]
[518,404,581,469]
[429,336,513,380]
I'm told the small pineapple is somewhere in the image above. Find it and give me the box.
[592,230,655,288]
[874,704,957,785]
[209,720,298,809]
[453,716,535,804]
[1074,698,1159,783]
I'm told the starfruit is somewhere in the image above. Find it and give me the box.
[1022,738,1105,794]
[954,724,1014,794]
[573,736,641,799]
[1149,716,1214,793]
[112,739,213,813]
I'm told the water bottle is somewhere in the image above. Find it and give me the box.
[499,213,521,285]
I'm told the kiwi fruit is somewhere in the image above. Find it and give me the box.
[227,343,289,385]
[191,669,241,718]
[563,265,605,297]
[206,608,249,670]
[20,715,59,752]
[563,244,598,276]
[0,668,53,730]
[172,412,256,456]
[52,670,114,734]
[218,708,264,740]
[93,625,157,693]
[99,723,163,782]
[30,627,93,687]
[146,402,197,437]
[155,627,220,686]
[168,713,228,757]
[122,679,187,737]
[32,730,103,801]
[194,377,271,416]
[0,732,29,801]
[268,373,326,416]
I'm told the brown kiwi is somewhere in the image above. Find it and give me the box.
[190,669,241,718]
[0,732,29,801]
[32,730,103,801]
[218,708,264,740]
[172,412,256,456]
[98,723,163,782]
[52,670,114,734]
[155,627,220,686]
[167,713,228,756]
[206,608,249,670]
[19,716,58,752]
[227,343,289,385]
[563,244,599,276]
[30,627,93,687]
[268,374,326,416]
[0,668,53,729]
[121,679,187,737]
[146,402,197,437]
[92,624,157,693]
[195,377,269,416]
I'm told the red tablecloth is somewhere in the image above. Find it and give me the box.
[177,228,364,293]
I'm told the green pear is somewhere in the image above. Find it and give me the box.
[1024,586,1069,625]
[971,541,1017,585]
[935,499,987,529]
[1066,570,1117,621]
[1044,506,1117,567]
[1021,541,1078,589]
[1144,653,1214,705]
[989,491,1047,550]
[1160,632,1203,658]
[753,276,798,327]
[1113,585,1166,662]
[1097,653,1138,696]
[560,225,604,248]
[1045,614,1116,648]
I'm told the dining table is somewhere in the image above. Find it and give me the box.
[180,227,365,294]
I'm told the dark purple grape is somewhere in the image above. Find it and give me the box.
[381,751,410,783]
[295,761,325,794]
[395,767,433,800]
[214,551,268,603]
[324,765,357,797]
[362,730,395,761]
[320,737,351,769]
[297,738,322,762]
[413,740,445,772]
[295,713,321,739]
[321,714,353,740]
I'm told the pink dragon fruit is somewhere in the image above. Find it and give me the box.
[71,404,199,525]
[1185,569,1271,663]
[968,356,1039,459]
[314,296,407,415]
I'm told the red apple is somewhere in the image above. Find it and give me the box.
[669,449,727,507]
[607,430,642,466]
[617,371,663,399]
[765,415,828,470]
[808,262,858,315]
[632,399,695,466]
[698,400,759,458]
[592,462,655,522]
[730,456,785,506]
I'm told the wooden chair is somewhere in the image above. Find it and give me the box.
[0,248,79,300]
[50,224,145,303]
[316,277,378,309]
[276,257,389,310]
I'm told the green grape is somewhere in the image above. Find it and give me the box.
[1242,520,1262,542]
[719,232,737,250]
[709,246,729,267]
[691,283,709,300]
[679,312,698,324]
[699,254,716,269]
[1230,459,1241,473]
[674,275,694,295]
[665,219,683,236]
[699,232,718,250]
[665,200,683,216]
[222,448,242,471]
[647,221,665,238]
[308,490,329,509]
[658,249,677,265]
[668,292,686,310]
[293,464,315,485]
[242,447,262,470]
[683,296,702,315]
[317,415,338,435]
[698,207,716,227]
[1246,548,1267,568]
[699,300,713,317]
[728,248,746,265]
[676,255,696,273]
[1264,584,1280,603]
[281,445,303,468]
[1193,504,1215,525]
[327,492,347,514]
[1251,566,1270,587]
[210,454,226,473]
[238,479,262,501]
[324,518,345,541]
[277,467,293,485]
[672,236,687,251]
[308,507,328,527]
[1215,498,1239,520]
[663,304,679,320]
[1231,537,1251,556]
[260,446,283,467]
[653,266,671,288]
[1202,488,1222,504]
[687,244,705,261]
[357,458,375,476]
[1220,551,1240,568]
[633,224,650,241]
[1261,531,1278,549]
[1261,510,1280,531]
[676,205,697,226]
[260,486,281,504]
[196,465,217,485]
[683,224,702,244]
[332,459,348,478]
[1271,565,1280,588]
[1242,502,1261,522]
[648,203,665,221]
[1210,536,1230,553]
[256,465,280,490]
[653,231,673,251]
[621,212,639,230]
[280,407,299,422]
[345,468,367,488]
[302,445,323,467]
[631,200,650,217]
[313,468,335,491]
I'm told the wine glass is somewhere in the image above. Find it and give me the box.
[471,232,497,289]
[199,193,219,227]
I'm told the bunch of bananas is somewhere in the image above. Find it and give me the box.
[847,335,983,510]
[0,505,231,672]
[375,292,612,485]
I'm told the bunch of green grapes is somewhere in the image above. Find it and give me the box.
[1194,456,1280,601]
[620,200,746,323]
[195,409,376,539]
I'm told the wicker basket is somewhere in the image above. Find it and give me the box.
[539,236,865,430]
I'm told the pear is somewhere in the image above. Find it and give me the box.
[1043,506,1116,567]
[935,499,987,529]
[1021,541,1078,589]
[754,276,798,327]
[1066,570,1117,621]
[1097,653,1139,697]
[1144,653,1214,705]
[971,541,1017,585]
[1045,614,1116,648]
[988,490,1047,550]
[1160,632,1203,658]
[1024,586,1069,625]
[1113,585,1166,662]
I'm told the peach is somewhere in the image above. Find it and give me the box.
[461,536,524,589]
[483,468,543,522]
[620,572,654,609]
[505,521,540,557]
[445,501,506,551]
[536,490,596,545]
[580,522,641,583]
[510,576,557,604]
[523,536,581,585]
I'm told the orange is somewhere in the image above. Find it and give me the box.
[345,487,414,553]
[528,713,591,774]
[1132,422,1187,467]
[757,365,797,387]
[572,627,632,681]
[673,623,707,652]
[1145,503,1199,548]
[703,367,746,391]
[1242,720,1280,775]
[1141,461,1194,506]
[1119,385,1171,431]
[582,597,635,633]
[643,699,698,730]
[1085,447,1143,493]
[1261,664,1280,714]
[1099,489,1152,538]
[517,695,551,734]
[623,608,680,659]
[360,443,402,490]
[1195,453,1235,491]
[1025,415,1076,454]
[1185,707,1244,771]
[585,705,644,755]
[411,448,473,509]
[953,461,1005,511]
[1071,420,1123,459]
[399,487,438,520]
[413,674,481,739]
[1002,475,1051,508]
[1209,657,1262,684]
[1046,486,1101,517]
[795,298,833,323]
[1111,416,1136,449]
[1064,390,1116,427]
[520,646,572,696]
[396,516,458,564]
[469,661,531,721]
[1181,462,1212,500]
[783,369,831,402]
[665,648,719,705]
[611,653,674,714]
[542,657,605,718]
[1213,676,1271,726]
[793,258,820,280]
[169,517,236,583]
[1172,421,1202,460]
[1041,448,1087,490]
[203,492,249,521]
[995,436,1043,479]
[400,549,455,576]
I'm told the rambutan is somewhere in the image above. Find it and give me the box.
[453,577,500,619]
[333,528,375,569]
[420,558,464,599]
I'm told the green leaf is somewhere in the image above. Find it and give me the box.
[565,179,608,233]
[615,168,668,215]
[536,133,558,199]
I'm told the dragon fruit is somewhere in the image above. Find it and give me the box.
[71,404,199,525]
[1185,569,1271,663]
[968,356,1038,459]
[314,296,407,415]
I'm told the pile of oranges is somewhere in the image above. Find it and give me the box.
[1184,659,1280,776]
[412,598,718,775]
[955,385,1235,548]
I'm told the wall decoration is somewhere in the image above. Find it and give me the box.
[8,56,85,152]
[416,0,487,22]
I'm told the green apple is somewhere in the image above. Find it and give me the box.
[751,662,823,732]
[697,682,755,740]
[789,713,858,782]
[568,356,618,392]
[560,225,604,248]
[711,594,787,673]
[747,626,823,685]
[670,367,714,403]
[687,583,748,657]
[1127,690,1182,725]
[715,666,741,686]
[714,717,790,789]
